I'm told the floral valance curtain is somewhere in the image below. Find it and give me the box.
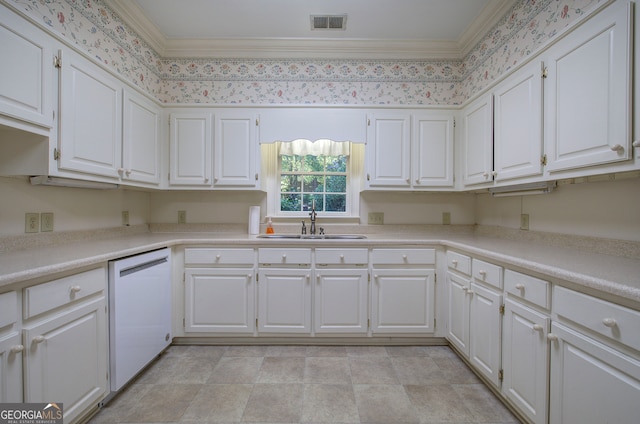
[277,139,350,157]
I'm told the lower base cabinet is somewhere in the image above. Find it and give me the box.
[549,322,640,424]
[468,282,502,387]
[314,269,368,334]
[258,268,312,334]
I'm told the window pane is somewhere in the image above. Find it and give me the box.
[303,175,324,192]
[281,174,301,192]
[325,175,346,193]
[326,155,347,172]
[326,194,346,212]
[303,194,323,211]
[303,155,324,172]
[281,155,302,172]
[281,193,301,211]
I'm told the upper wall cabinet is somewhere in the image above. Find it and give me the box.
[366,111,454,190]
[58,48,123,179]
[0,5,53,131]
[169,112,213,187]
[214,111,260,189]
[493,60,544,182]
[462,94,493,186]
[544,0,632,172]
[122,89,162,185]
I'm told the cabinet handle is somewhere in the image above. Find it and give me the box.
[632,140,640,148]
[406,178,410,184]
[340,254,345,261]
[415,179,420,184]
[117,168,124,174]
[126,169,132,176]
[306,274,310,282]
[402,254,407,260]
[451,259,458,267]
[10,345,24,354]
[610,144,624,153]
[515,283,525,291]
[316,274,321,282]
[478,270,487,278]
[374,274,379,280]
[204,177,210,183]
[532,324,544,332]
[282,254,287,260]
[602,318,617,328]
[215,254,221,260]
[482,172,489,178]
[492,171,498,177]
[33,335,46,344]
[463,287,473,295]
[547,333,558,342]
[70,285,82,294]
[247,274,252,279]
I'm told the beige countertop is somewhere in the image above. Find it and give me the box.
[1,225,639,307]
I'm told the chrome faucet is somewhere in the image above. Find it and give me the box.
[309,200,317,235]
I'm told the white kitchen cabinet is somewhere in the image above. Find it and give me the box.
[315,268,368,334]
[183,248,256,333]
[412,112,454,187]
[0,290,22,402]
[549,322,640,424]
[58,48,123,179]
[365,112,411,188]
[462,94,493,186]
[169,112,213,186]
[446,271,471,356]
[493,60,544,182]
[0,4,53,130]
[502,299,549,424]
[469,282,502,387]
[122,89,162,185]
[214,111,260,188]
[258,248,312,334]
[544,0,633,172]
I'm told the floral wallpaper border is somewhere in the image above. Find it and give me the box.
[5,0,607,104]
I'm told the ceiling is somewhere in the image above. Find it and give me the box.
[107,0,516,59]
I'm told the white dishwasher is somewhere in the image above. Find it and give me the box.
[108,247,172,393]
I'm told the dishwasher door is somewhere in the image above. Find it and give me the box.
[108,247,172,392]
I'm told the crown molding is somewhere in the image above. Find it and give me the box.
[107,0,514,60]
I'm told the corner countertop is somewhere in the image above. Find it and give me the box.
[1,225,639,307]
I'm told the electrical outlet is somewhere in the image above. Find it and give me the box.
[442,212,451,225]
[122,211,129,226]
[25,213,39,233]
[41,212,54,232]
[368,212,384,225]
[520,213,530,231]
[178,210,187,224]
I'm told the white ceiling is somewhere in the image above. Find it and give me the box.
[107,0,516,59]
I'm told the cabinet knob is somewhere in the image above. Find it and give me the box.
[632,140,640,148]
[492,171,498,177]
[546,333,558,342]
[204,177,210,183]
[602,318,617,328]
[125,169,132,176]
[374,274,379,280]
[216,254,221,260]
[451,260,458,267]
[33,335,46,344]
[306,274,310,282]
[415,179,420,184]
[70,285,82,294]
[406,178,410,184]
[402,254,407,260]
[478,270,487,278]
[610,144,624,153]
[515,283,525,291]
[482,172,489,178]
[340,254,345,261]
[10,345,24,354]
[463,287,473,295]
[532,324,544,332]
[247,274,252,279]
[117,168,124,174]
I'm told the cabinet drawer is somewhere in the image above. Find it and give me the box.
[554,286,640,352]
[185,248,254,265]
[0,291,18,328]
[371,248,435,265]
[504,269,550,309]
[24,267,106,318]
[315,248,368,265]
[259,248,311,265]
[446,251,471,275]
[472,259,503,289]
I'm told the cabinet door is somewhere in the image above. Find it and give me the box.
[59,49,122,178]
[549,322,640,424]
[469,282,502,387]
[412,112,454,187]
[371,269,435,333]
[122,89,161,185]
[23,297,108,424]
[0,332,23,402]
[0,5,53,128]
[446,271,470,356]
[314,268,368,334]
[366,113,411,188]
[502,300,549,424]
[545,1,632,172]
[258,268,311,333]
[214,112,259,188]
[462,94,493,186]
[493,61,544,181]
[169,112,213,186]
[185,268,255,333]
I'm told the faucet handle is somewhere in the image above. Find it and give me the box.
[319,227,324,235]
[301,220,307,234]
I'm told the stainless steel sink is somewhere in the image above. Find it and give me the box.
[256,234,367,240]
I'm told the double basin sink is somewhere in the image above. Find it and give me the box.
[257,234,367,240]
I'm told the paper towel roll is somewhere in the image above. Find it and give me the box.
[248,206,260,235]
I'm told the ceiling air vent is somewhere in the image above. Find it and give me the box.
[311,14,347,30]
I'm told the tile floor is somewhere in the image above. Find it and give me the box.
[89,345,521,424]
